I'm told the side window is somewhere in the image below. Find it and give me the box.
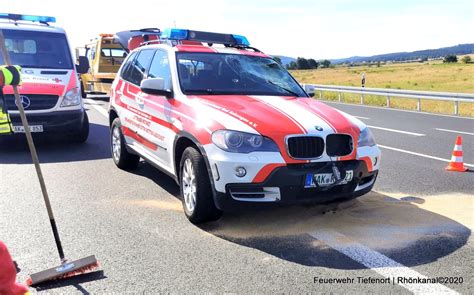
[148,50,172,89]
[120,51,137,80]
[125,49,155,85]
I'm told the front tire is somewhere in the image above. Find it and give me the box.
[180,147,222,224]
[70,112,89,143]
[80,79,87,98]
[111,118,140,170]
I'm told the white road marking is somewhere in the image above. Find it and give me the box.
[353,116,370,120]
[378,144,474,167]
[84,98,109,118]
[367,125,425,137]
[324,100,474,120]
[309,230,457,294]
[435,128,474,136]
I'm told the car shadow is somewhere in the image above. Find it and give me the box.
[198,192,471,269]
[0,123,111,164]
[129,161,180,198]
[123,160,471,270]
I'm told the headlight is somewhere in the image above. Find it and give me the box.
[60,87,81,107]
[212,130,279,153]
[358,128,376,147]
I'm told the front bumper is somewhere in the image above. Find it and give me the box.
[9,109,85,135]
[213,160,378,211]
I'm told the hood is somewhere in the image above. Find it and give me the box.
[193,95,361,161]
[2,68,75,97]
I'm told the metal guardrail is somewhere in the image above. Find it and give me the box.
[301,84,474,115]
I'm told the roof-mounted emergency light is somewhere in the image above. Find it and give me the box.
[161,28,250,46]
[0,13,56,23]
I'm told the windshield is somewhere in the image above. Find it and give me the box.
[0,29,73,69]
[176,52,307,97]
[101,48,127,58]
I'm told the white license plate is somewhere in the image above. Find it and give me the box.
[13,125,44,133]
[305,170,353,188]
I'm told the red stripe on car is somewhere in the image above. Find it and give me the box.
[175,45,216,53]
[252,163,286,183]
[359,156,373,172]
[122,126,158,151]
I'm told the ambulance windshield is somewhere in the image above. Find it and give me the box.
[0,30,73,69]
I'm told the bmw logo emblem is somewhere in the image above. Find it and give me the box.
[315,126,323,131]
[16,95,31,109]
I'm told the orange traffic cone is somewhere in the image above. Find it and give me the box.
[445,136,467,172]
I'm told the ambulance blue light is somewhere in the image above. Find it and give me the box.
[0,13,56,23]
[161,28,188,40]
[232,35,250,46]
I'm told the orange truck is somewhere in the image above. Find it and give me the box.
[76,34,127,97]
[76,29,162,98]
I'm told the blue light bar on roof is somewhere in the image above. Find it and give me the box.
[161,28,188,40]
[232,34,250,46]
[161,28,250,46]
[0,13,56,23]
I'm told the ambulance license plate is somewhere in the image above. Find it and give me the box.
[305,170,353,188]
[13,125,44,133]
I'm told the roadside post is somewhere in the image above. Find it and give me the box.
[360,73,366,104]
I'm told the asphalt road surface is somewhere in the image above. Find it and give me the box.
[0,98,472,294]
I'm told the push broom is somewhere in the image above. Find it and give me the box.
[0,30,99,286]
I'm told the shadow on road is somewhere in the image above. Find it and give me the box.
[0,123,111,164]
[129,162,180,197]
[122,161,471,270]
[33,270,107,294]
[199,192,471,269]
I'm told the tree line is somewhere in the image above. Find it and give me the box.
[273,56,332,70]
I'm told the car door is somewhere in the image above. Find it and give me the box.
[139,49,174,168]
[118,49,154,147]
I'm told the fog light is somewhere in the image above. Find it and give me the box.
[235,167,247,177]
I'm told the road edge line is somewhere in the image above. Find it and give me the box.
[378,144,474,168]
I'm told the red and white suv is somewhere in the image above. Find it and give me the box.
[109,29,381,223]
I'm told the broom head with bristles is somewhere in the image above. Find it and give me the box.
[26,255,99,286]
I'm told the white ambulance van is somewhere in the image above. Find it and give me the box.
[0,13,90,142]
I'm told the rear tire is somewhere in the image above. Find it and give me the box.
[180,146,222,224]
[110,118,140,170]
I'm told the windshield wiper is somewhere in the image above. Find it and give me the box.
[266,80,300,97]
[185,89,216,95]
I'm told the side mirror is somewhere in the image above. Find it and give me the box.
[76,56,90,74]
[301,84,315,97]
[140,78,173,98]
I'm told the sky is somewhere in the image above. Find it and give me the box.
[2,0,473,59]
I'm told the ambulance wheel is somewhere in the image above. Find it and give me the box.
[111,118,139,170]
[71,112,89,143]
[180,147,222,224]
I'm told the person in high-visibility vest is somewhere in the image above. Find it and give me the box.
[0,65,22,135]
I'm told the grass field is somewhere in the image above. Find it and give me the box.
[291,57,474,117]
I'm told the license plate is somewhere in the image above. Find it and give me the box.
[305,170,353,188]
[13,125,44,133]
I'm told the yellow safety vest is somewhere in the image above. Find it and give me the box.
[0,105,12,135]
[0,65,22,86]
[0,65,21,134]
